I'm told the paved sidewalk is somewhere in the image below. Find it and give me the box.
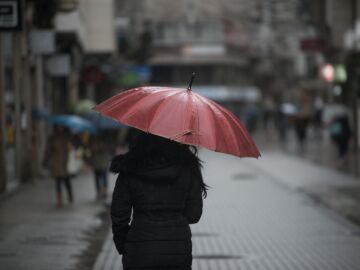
[253,128,360,225]
[254,127,360,178]
[94,150,360,270]
[0,171,106,270]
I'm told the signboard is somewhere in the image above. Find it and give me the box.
[118,65,151,86]
[46,54,71,77]
[0,0,22,31]
[300,38,326,52]
[30,30,55,55]
[182,44,226,56]
[191,86,261,102]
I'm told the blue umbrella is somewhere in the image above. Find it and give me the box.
[49,115,97,134]
[83,111,123,130]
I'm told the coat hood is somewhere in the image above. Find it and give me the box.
[110,154,181,181]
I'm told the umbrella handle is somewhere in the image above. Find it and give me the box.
[187,72,196,91]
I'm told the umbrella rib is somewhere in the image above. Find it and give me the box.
[212,101,259,156]
[200,96,241,153]
[187,91,198,136]
[147,90,184,132]
[192,93,218,149]
[199,96,258,157]
[100,88,173,124]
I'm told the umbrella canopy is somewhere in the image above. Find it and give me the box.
[83,111,123,130]
[49,115,97,134]
[95,80,260,158]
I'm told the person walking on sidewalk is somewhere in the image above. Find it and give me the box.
[44,125,74,207]
[294,113,309,153]
[110,132,207,270]
[329,115,352,159]
[86,136,112,200]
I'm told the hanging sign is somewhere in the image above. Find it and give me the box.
[118,65,151,86]
[300,38,326,52]
[0,0,22,31]
[46,54,71,77]
[29,30,55,55]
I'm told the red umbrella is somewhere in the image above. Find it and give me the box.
[94,75,260,158]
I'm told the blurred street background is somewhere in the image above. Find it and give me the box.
[1,0,360,269]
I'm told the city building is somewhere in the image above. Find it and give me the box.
[0,0,116,193]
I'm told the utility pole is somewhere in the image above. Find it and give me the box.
[34,55,44,176]
[20,26,32,182]
[13,33,22,181]
[350,0,359,176]
[352,70,359,176]
[0,34,7,192]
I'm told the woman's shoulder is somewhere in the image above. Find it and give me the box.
[109,154,128,173]
[114,172,139,189]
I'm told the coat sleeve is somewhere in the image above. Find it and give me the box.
[183,169,203,224]
[110,175,132,254]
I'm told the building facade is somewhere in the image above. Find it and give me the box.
[0,0,116,193]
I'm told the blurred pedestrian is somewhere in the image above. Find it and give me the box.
[294,114,309,153]
[312,96,324,140]
[262,97,275,130]
[87,136,112,200]
[244,103,259,134]
[329,115,352,158]
[110,131,207,270]
[43,125,73,207]
[5,116,14,147]
[276,109,287,142]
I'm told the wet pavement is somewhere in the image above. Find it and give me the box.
[0,170,108,270]
[255,127,360,178]
[94,149,360,270]
[1,138,360,270]
[254,127,360,225]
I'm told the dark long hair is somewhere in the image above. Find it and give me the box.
[111,131,208,198]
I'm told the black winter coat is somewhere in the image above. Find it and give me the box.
[110,156,203,270]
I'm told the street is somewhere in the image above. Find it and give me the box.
[93,149,360,270]
[1,148,360,270]
[1,1,360,269]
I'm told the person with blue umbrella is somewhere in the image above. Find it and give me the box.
[48,115,97,134]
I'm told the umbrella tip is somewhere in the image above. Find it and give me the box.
[187,72,196,91]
